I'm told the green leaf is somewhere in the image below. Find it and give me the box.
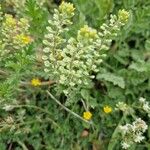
[145,39,150,50]
[129,61,149,72]
[97,72,125,88]
[81,88,90,100]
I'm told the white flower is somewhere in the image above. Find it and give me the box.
[116,102,128,111]
[134,134,145,143]
[44,60,50,67]
[63,90,69,95]
[120,118,147,149]
[43,47,50,53]
[131,124,137,132]
[133,118,148,132]
[3,105,14,111]
[119,125,129,135]
[121,142,130,149]
[139,97,146,103]
[69,82,75,87]
[143,102,150,112]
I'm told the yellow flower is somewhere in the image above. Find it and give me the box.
[56,52,63,60]
[21,35,32,44]
[59,2,75,15]
[5,14,16,26]
[103,106,112,114]
[118,9,129,23]
[15,34,32,45]
[83,111,92,120]
[79,25,97,39]
[31,78,41,86]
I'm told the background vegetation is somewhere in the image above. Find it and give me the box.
[0,0,150,149]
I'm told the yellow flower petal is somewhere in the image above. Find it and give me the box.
[103,106,112,114]
[31,78,41,86]
[83,111,92,120]
[21,36,32,44]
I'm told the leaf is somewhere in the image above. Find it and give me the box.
[97,72,125,88]
[81,89,91,100]
[108,87,125,99]
[129,61,149,72]
[145,39,150,50]
[81,89,97,108]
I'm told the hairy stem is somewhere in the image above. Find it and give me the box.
[46,90,93,125]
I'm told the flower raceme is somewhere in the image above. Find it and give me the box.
[0,14,31,61]
[42,1,129,103]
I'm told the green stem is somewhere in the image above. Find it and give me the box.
[108,114,126,150]
[46,90,93,125]
[17,140,28,150]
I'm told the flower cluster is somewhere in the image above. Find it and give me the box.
[139,97,150,117]
[119,118,148,149]
[0,14,31,62]
[115,102,128,112]
[118,9,130,24]
[78,25,98,40]
[42,2,129,103]
[59,1,75,17]
[42,2,76,96]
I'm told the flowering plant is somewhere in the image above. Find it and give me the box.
[0,0,149,149]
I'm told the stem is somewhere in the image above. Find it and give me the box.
[0,70,8,75]
[20,80,55,86]
[8,143,13,150]
[17,140,28,150]
[108,114,126,150]
[102,62,116,72]
[81,99,88,111]
[46,90,92,125]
